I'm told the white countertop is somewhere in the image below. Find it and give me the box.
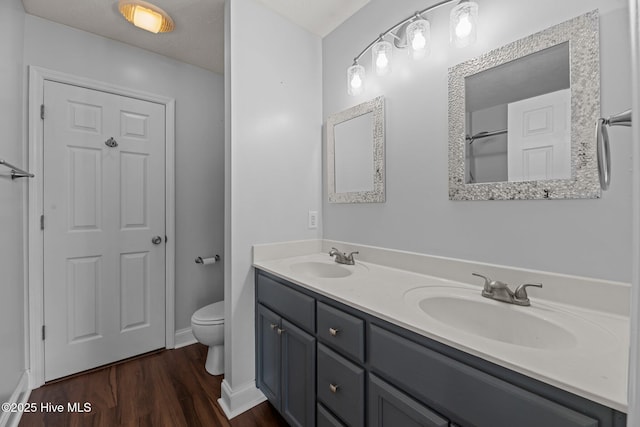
[253,242,629,413]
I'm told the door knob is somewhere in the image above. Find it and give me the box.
[105,137,118,148]
[151,236,163,245]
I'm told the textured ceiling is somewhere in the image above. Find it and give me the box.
[21,0,370,75]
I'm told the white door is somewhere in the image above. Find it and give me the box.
[507,88,571,182]
[43,81,166,381]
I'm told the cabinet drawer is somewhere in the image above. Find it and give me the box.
[317,344,365,427]
[256,271,315,332]
[368,374,448,427]
[317,404,347,427]
[369,324,598,427]
[317,302,365,363]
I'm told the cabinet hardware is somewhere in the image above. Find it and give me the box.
[277,328,285,335]
[270,323,278,330]
[329,383,339,393]
[329,327,339,336]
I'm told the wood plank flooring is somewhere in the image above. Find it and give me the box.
[19,344,289,427]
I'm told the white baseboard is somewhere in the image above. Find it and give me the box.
[0,371,31,427]
[217,379,267,420]
[174,327,197,349]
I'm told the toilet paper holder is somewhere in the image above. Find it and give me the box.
[195,255,220,265]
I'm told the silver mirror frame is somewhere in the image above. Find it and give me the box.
[448,10,601,200]
[327,96,385,203]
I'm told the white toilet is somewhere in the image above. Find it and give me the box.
[191,300,225,375]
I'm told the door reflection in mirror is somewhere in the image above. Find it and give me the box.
[464,42,570,184]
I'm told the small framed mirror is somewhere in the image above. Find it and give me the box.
[448,11,600,200]
[327,96,385,203]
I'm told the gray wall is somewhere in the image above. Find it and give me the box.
[23,16,225,331]
[0,0,26,402]
[0,9,224,398]
[224,0,322,399]
[323,0,632,282]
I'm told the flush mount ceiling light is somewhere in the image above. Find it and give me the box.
[347,0,479,96]
[118,0,175,34]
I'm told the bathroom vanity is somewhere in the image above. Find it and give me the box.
[253,241,628,427]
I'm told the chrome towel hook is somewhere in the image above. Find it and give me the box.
[596,109,632,190]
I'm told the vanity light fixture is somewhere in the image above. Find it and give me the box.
[450,0,478,47]
[407,18,431,60]
[372,39,393,76]
[347,0,478,96]
[118,0,175,34]
[347,63,366,96]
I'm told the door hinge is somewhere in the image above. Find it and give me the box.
[42,325,46,340]
[40,215,44,230]
[40,104,45,120]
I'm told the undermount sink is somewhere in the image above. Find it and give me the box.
[290,261,354,278]
[404,287,614,351]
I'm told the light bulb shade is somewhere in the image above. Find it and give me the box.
[119,0,175,33]
[347,64,366,96]
[372,40,393,76]
[450,0,478,48]
[406,19,431,60]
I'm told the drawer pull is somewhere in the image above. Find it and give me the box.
[329,383,339,393]
[329,327,339,336]
[277,328,285,335]
[270,323,277,330]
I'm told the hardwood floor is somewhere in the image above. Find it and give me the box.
[19,344,289,427]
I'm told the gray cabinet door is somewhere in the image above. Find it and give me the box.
[317,301,365,363]
[281,318,316,427]
[317,344,365,427]
[318,404,347,427]
[257,271,316,332]
[369,324,599,427]
[257,304,281,409]
[368,374,448,427]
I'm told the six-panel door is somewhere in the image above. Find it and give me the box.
[43,80,166,381]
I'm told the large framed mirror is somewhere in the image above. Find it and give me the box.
[448,10,600,200]
[327,96,385,203]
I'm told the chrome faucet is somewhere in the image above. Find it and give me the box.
[472,273,542,306]
[329,247,359,265]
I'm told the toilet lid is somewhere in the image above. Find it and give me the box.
[192,301,225,325]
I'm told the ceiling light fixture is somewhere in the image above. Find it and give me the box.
[118,0,175,34]
[347,0,479,96]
